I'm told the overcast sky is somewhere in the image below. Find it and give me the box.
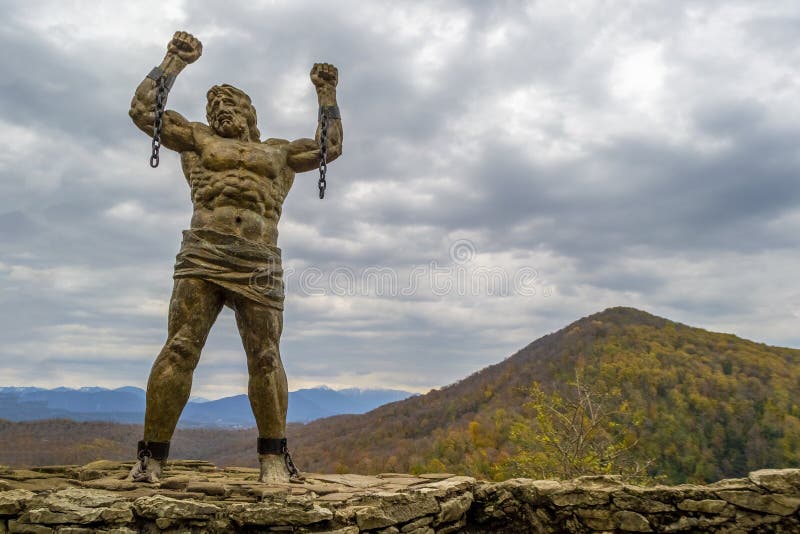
[1,1,799,399]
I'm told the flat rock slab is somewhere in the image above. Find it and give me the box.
[2,461,800,533]
[0,460,477,533]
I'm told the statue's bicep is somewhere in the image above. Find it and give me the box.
[285,138,320,173]
[160,110,195,152]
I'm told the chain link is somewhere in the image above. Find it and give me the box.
[318,112,328,199]
[150,76,168,168]
[282,442,305,481]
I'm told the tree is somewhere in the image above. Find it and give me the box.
[499,372,647,480]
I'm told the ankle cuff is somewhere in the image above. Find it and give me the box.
[257,437,287,455]
[138,440,170,461]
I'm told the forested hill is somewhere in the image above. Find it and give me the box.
[288,307,800,483]
[2,307,798,484]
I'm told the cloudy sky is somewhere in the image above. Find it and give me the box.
[1,1,799,399]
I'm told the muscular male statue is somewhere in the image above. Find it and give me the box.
[126,31,342,483]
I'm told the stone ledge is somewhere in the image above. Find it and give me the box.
[0,462,799,533]
[0,461,473,533]
[472,469,800,533]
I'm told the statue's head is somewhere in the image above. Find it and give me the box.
[206,84,260,142]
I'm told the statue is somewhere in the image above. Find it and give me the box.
[125,31,342,483]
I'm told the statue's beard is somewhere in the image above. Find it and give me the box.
[213,113,248,139]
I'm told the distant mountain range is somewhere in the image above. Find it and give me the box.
[0,385,415,427]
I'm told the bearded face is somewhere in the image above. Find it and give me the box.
[208,95,250,139]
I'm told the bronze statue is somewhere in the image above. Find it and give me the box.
[125,31,342,483]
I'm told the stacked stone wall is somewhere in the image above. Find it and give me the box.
[468,469,800,533]
[1,461,798,532]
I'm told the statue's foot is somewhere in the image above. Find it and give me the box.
[258,454,291,484]
[126,458,163,483]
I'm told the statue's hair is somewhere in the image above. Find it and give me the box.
[206,84,261,141]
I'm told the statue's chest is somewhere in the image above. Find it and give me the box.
[201,140,277,176]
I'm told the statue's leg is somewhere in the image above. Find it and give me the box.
[144,277,226,441]
[128,278,225,483]
[128,278,225,482]
[231,295,291,482]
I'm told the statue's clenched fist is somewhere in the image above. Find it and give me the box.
[167,31,202,64]
[311,63,338,89]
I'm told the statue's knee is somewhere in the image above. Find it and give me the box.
[161,334,202,371]
[251,348,279,375]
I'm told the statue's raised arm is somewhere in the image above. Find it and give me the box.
[284,63,343,173]
[129,31,204,153]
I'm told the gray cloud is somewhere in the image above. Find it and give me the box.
[1,0,799,398]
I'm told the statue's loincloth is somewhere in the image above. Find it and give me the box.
[173,228,285,311]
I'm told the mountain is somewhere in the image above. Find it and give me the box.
[291,387,413,419]
[2,307,798,484]
[0,386,416,427]
[285,307,800,483]
[0,386,147,425]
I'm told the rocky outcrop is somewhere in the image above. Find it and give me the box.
[0,461,473,533]
[468,470,800,533]
[0,461,799,533]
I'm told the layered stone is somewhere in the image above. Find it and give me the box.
[1,461,800,532]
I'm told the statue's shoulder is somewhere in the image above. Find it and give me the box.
[189,122,215,142]
[263,138,290,147]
